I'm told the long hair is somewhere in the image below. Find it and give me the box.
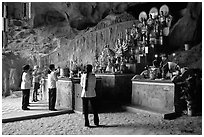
[85,64,93,91]
[49,64,55,71]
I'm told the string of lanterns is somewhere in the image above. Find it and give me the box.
[130,5,172,55]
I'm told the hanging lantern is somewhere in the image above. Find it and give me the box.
[149,7,159,19]
[139,11,148,22]
[160,4,172,36]
[159,5,169,16]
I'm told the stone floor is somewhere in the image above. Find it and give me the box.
[2,111,202,135]
[2,96,202,135]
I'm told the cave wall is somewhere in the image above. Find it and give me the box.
[35,2,202,69]
[8,2,201,51]
[45,20,138,68]
[31,2,138,29]
[3,2,202,97]
[168,43,202,69]
[6,2,30,19]
[2,52,32,96]
[42,2,202,70]
[7,2,24,19]
[168,2,202,51]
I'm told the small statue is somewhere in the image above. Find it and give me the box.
[105,59,113,73]
[130,24,137,39]
[115,58,120,72]
[120,60,127,74]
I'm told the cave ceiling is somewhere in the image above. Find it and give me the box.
[31,2,188,30]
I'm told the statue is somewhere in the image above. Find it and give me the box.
[105,59,114,73]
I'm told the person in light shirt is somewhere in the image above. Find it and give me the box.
[80,64,99,127]
[47,64,58,111]
[21,65,32,110]
[32,65,41,102]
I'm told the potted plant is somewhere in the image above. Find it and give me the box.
[179,75,196,116]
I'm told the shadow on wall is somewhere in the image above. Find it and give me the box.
[2,51,36,97]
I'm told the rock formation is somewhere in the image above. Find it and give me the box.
[168,2,202,51]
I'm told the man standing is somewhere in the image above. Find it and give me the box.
[48,64,58,111]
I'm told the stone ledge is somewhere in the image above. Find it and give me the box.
[2,110,74,123]
[123,105,178,120]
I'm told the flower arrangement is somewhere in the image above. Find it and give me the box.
[173,69,201,116]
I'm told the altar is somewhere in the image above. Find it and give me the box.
[42,78,73,110]
[131,79,175,114]
[41,77,102,113]
[96,73,135,104]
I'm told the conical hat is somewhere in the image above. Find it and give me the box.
[139,11,147,22]
[160,5,169,16]
[149,7,158,19]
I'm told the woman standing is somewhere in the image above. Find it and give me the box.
[80,64,99,127]
[21,65,31,110]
